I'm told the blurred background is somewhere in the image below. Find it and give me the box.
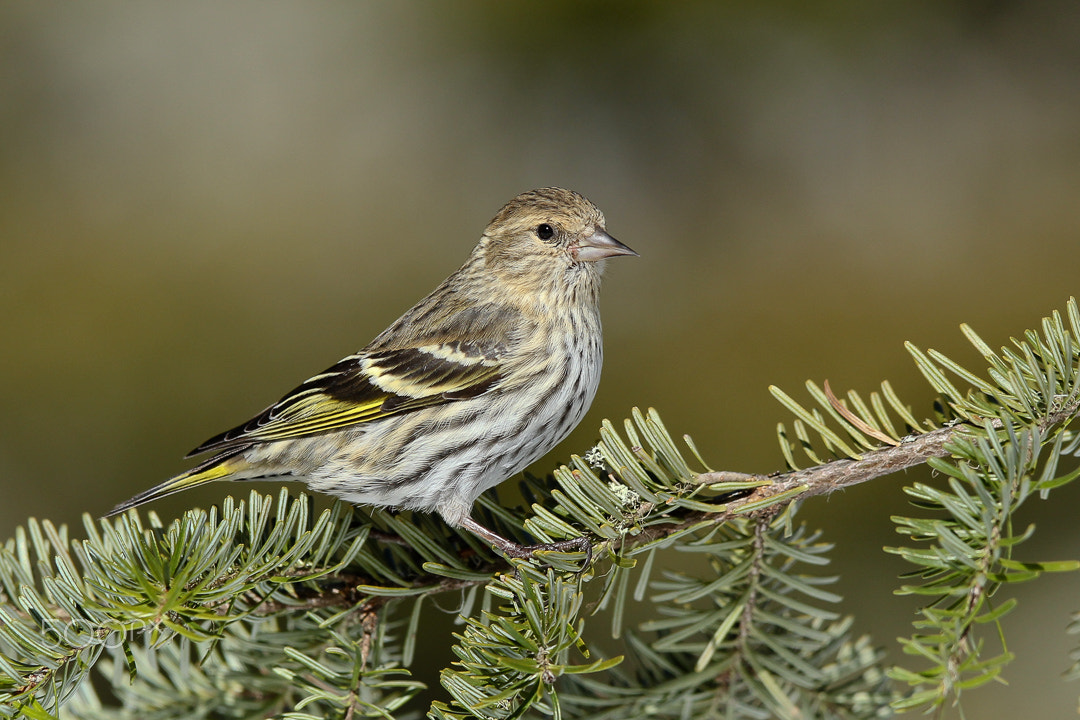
[2,2,1080,716]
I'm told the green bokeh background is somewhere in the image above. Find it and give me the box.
[2,2,1080,716]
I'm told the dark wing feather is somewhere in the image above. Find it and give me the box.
[187,291,529,456]
[188,340,506,456]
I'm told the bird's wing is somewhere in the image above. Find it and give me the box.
[187,339,506,455]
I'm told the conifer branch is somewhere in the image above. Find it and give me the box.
[696,400,1076,512]
[3,300,1080,719]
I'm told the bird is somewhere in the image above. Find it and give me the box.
[108,187,637,558]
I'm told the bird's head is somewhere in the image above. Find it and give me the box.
[478,188,637,290]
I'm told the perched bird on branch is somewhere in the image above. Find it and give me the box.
[109,187,636,557]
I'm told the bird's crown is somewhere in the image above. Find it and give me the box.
[485,187,606,247]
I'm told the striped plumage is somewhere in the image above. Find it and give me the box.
[108,187,636,556]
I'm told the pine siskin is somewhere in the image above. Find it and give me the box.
[108,187,636,557]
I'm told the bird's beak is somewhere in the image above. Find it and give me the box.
[573,228,638,262]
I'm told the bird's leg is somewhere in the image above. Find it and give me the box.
[459,516,592,562]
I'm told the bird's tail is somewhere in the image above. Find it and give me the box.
[106,451,246,517]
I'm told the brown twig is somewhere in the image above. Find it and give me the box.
[713,421,958,502]
[631,404,1078,548]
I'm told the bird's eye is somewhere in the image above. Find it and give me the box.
[536,223,555,241]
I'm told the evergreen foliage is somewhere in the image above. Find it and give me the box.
[2,300,1080,718]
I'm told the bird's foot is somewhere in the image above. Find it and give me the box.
[459,517,592,566]
[497,535,592,560]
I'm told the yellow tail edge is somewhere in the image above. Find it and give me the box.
[105,456,240,517]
